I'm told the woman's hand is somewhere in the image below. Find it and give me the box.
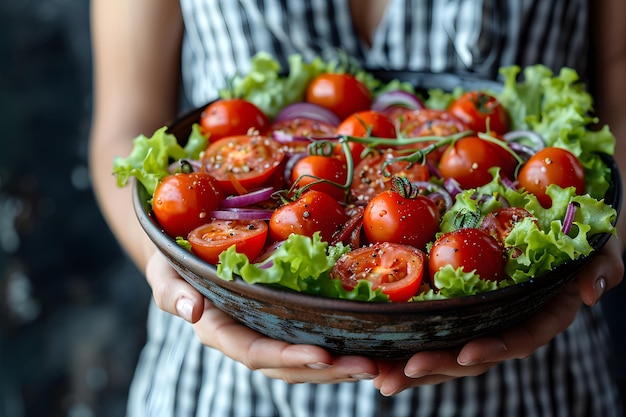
[373,235,624,396]
[145,251,380,384]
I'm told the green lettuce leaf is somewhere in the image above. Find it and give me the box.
[113,124,208,195]
[497,64,616,199]
[219,52,329,118]
[440,174,617,285]
[217,233,388,301]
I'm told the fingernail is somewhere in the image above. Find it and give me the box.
[380,387,401,397]
[306,362,332,370]
[350,373,377,380]
[594,277,606,303]
[405,369,431,378]
[458,340,507,366]
[458,358,481,366]
[176,297,194,322]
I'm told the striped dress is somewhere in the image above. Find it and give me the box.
[127,1,623,416]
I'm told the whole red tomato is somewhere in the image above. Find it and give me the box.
[269,189,347,242]
[200,98,269,140]
[429,228,505,283]
[363,185,440,250]
[305,73,372,120]
[152,172,224,237]
[517,147,585,208]
[290,155,349,201]
[336,110,397,139]
[330,242,427,302]
[448,91,510,135]
[438,136,518,189]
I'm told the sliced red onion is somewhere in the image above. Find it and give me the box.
[274,102,341,126]
[443,177,463,198]
[426,160,441,179]
[283,152,307,183]
[254,240,285,263]
[412,181,454,211]
[500,176,518,190]
[220,187,275,208]
[508,142,537,161]
[503,130,545,152]
[271,130,314,145]
[371,90,425,112]
[562,202,577,235]
[207,208,274,221]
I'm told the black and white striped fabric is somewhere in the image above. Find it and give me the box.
[178,0,589,106]
[127,1,623,416]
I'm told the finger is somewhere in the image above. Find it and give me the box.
[458,281,581,365]
[577,236,624,306]
[146,251,205,323]
[374,355,493,396]
[404,350,493,379]
[260,356,379,384]
[193,299,345,371]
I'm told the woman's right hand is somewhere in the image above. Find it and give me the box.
[145,251,380,384]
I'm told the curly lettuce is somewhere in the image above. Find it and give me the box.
[112,124,207,195]
[438,173,617,287]
[498,65,615,199]
[217,233,388,302]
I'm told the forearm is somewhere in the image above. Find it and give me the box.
[89,0,183,270]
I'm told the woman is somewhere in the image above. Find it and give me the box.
[89,0,625,415]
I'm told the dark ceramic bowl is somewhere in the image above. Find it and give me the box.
[132,73,622,358]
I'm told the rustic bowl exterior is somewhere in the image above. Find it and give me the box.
[133,72,621,358]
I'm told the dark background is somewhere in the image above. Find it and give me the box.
[0,2,624,417]
[0,1,151,416]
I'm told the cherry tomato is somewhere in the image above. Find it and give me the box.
[202,135,285,194]
[305,73,372,120]
[517,147,585,208]
[429,228,505,283]
[290,155,349,201]
[351,150,430,203]
[188,219,268,265]
[480,207,538,246]
[200,99,269,140]
[336,110,397,139]
[330,242,427,302]
[448,91,510,135]
[152,172,224,238]
[438,136,517,189]
[363,189,440,250]
[269,190,347,242]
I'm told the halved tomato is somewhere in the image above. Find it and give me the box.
[330,242,427,302]
[188,219,268,265]
[350,149,430,203]
[202,135,285,194]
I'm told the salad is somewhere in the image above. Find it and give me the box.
[114,52,618,303]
